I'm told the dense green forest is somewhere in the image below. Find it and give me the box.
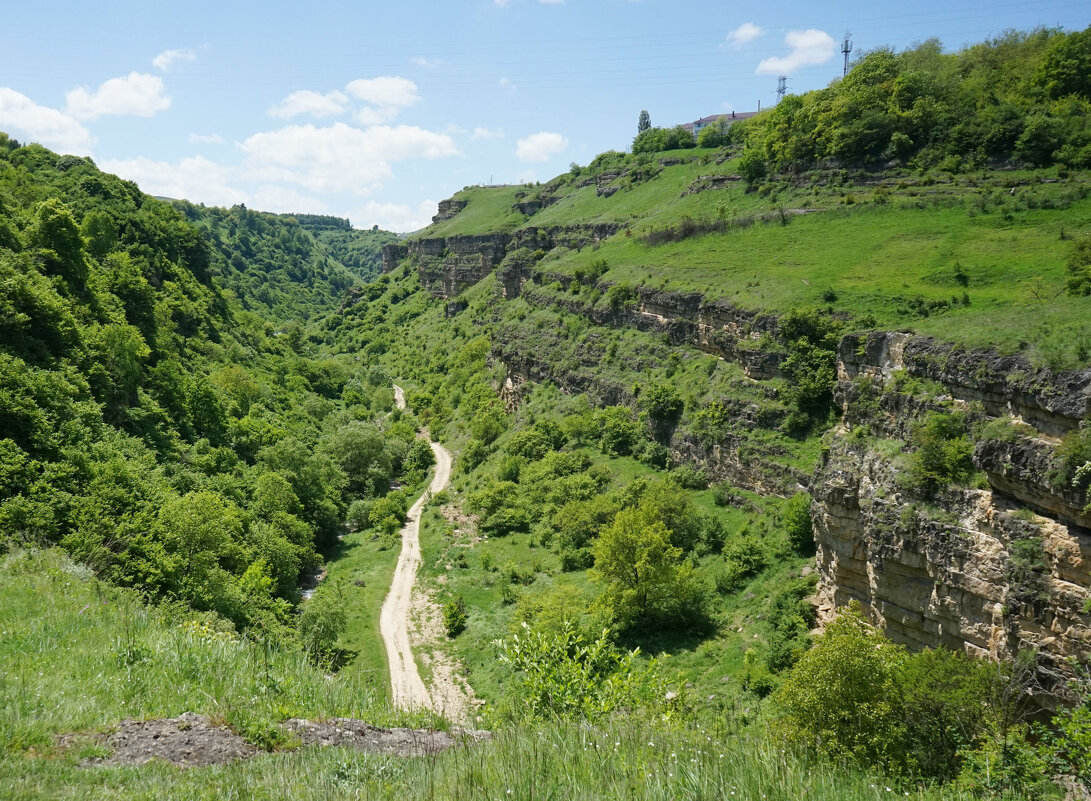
[0,134,415,641]
[2,25,1091,801]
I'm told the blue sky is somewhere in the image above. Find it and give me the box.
[0,1,1086,231]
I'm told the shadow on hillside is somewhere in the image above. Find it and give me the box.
[616,624,713,657]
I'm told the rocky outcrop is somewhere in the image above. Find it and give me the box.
[840,331,1091,436]
[670,429,807,496]
[813,438,1091,694]
[399,224,623,299]
[410,234,511,296]
[432,199,467,223]
[513,196,558,216]
[381,243,408,273]
[975,436,1091,529]
[520,284,785,380]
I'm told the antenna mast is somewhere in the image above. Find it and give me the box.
[841,32,853,77]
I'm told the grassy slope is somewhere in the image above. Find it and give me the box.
[2,549,978,801]
[420,152,1091,362]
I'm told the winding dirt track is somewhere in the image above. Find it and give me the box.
[380,386,454,714]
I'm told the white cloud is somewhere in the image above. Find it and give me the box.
[268,89,348,119]
[99,155,244,207]
[345,76,420,125]
[65,72,170,120]
[348,199,436,233]
[499,77,516,93]
[239,121,458,195]
[249,185,328,215]
[494,0,509,6]
[188,132,224,144]
[153,48,196,71]
[471,126,504,141]
[539,0,564,4]
[0,88,92,153]
[725,22,763,48]
[515,131,568,163]
[345,76,419,107]
[756,29,836,75]
[410,56,442,68]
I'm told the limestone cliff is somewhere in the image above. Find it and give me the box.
[816,340,1091,692]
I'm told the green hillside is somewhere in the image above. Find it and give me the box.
[3,25,1091,801]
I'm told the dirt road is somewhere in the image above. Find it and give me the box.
[379,386,459,716]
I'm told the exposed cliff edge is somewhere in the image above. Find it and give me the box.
[816,343,1090,694]
[382,218,1091,687]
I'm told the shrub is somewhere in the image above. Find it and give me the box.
[905,411,975,493]
[719,531,769,591]
[494,620,670,721]
[595,406,643,456]
[782,493,814,555]
[403,438,435,473]
[460,439,489,472]
[637,440,669,469]
[298,589,347,656]
[639,381,683,425]
[442,594,467,637]
[669,465,708,490]
[772,609,908,768]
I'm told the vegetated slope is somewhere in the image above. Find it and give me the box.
[413,27,1091,364]
[318,28,1091,798]
[2,553,972,801]
[0,133,419,641]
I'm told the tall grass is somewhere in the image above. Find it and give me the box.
[0,548,437,756]
[2,714,979,800]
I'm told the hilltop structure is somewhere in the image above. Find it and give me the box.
[682,110,759,134]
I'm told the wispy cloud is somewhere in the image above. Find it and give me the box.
[153,48,196,72]
[756,29,836,75]
[499,77,516,93]
[410,56,442,68]
[471,127,504,141]
[188,132,224,144]
[725,22,763,48]
[268,89,349,119]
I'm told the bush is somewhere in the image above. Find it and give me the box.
[719,531,768,591]
[495,620,670,721]
[906,411,975,493]
[669,465,708,490]
[782,493,814,555]
[596,406,643,456]
[403,438,435,473]
[772,609,908,768]
[460,439,489,472]
[591,507,711,631]
[442,594,467,637]
[298,589,347,655]
[637,440,669,469]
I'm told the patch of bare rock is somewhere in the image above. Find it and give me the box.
[284,718,490,756]
[59,712,489,768]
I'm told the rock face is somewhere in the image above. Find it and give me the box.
[813,436,1091,695]
[402,223,622,299]
[815,340,1091,693]
[840,331,1091,436]
[432,198,467,223]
